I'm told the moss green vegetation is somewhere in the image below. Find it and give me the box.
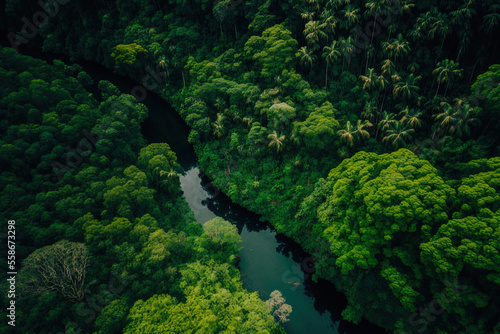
[0,47,283,334]
[1,0,500,333]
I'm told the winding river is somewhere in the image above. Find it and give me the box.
[12,47,386,334]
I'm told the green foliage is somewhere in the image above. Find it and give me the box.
[111,43,147,65]
[2,0,500,331]
[0,48,281,334]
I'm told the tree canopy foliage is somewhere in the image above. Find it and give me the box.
[1,0,500,332]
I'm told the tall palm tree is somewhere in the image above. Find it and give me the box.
[382,33,411,65]
[362,101,377,123]
[399,107,423,129]
[339,36,355,70]
[322,41,341,88]
[267,131,286,153]
[381,59,396,77]
[299,46,317,80]
[354,119,373,143]
[432,59,463,97]
[382,122,414,148]
[450,103,480,137]
[337,121,356,147]
[482,11,500,33]
[213,113,225,139]
[377,110,396,139]
[434,103,455,131]
[376,73,390,112]
[320,9,338,34]
[303,21,327,48]
[342,5,360,28]
[429,11,451,49]
[365,0,390,45]
[359,68,377,91]
[301,11,315,22]
[393,73,421,100]
[158,58,170,78]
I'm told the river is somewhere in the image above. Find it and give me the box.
[10,46,386,334]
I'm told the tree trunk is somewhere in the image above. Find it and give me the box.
[444,80,450,97]
[370,12,378,46]
[325,62,328,88]
[435,81,440,98]
[468,61,478,86]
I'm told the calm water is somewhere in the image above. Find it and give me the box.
[12,46,386,334]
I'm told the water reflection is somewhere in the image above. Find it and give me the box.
[178,165,386,334]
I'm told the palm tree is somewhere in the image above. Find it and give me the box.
[320,9,338,34]
[434,103,454,131]
[301,11,315,22]
[400,0,415,16]
[365,0,390,45]
[381,59,396,77]
[213,113,225,139]
[382,122,414,148]
[399,107,423,129]
[267,131,286,153]
[158,58,170,78]
[322,41,341,88]
[393,73,421,100]
[354,119,373,143]
[482,12,500,33]
[450,103,479,137]
[377,110,396,139]
[382,33,411,66]
[376,73,390,112]
[359,68,377,91]
[342,5,360,28]
[339,36,355,70]
[303,21,327,48]
[432,59,463,97]
[337,121,356,147]
[299,46,317,80]
[214,97,226,112]
[362,101,377,123]
[429,11,451,49]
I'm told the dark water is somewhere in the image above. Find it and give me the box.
[9,46,386,334]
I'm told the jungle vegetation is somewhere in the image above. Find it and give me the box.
[1,0,500,333]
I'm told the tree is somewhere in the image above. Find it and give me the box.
[359,68,377,91]
[365,0,390,45]
[382,122,414,148]
[291,101,340,150]
[449,103,480,137]
[266,290,292,324]
[377,110,396,138]
[18,240,89,302]
[429,11,452,49]
[353,119,373,143]
[111,43,147,65]
[298,46,317,75]
[392,73,421,100]
[323,40,341,87]
[213,113,226,139]
[202,217,241,252]
[382,33,411,65]
[303,20,327,48]
[244,24,298,82]
[342,5,360,28]
[337,121,356,147]
[399,107,423,129]
[267,130,286,153]
[432,59,463,97]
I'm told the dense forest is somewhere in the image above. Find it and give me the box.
[1,0,500,333]
[0,47,286,333]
